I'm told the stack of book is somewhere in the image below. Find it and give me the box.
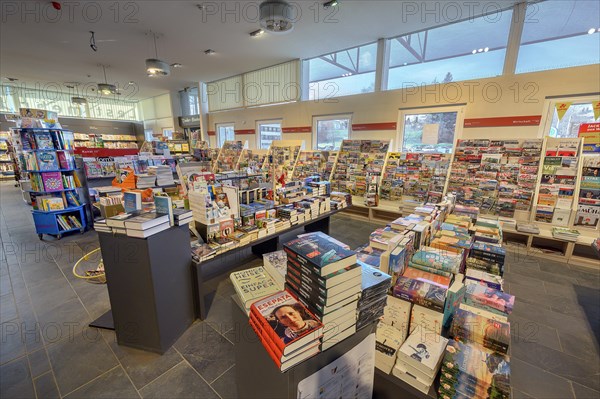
[249,290,324,371]
[191,242,217,263]
[465,268,504,290]
[230,266,279,314]
[135,174,156,188]
[376,296,412,373]
[451,307,510,354]
[463,284,514,317]
[263,250,287,290]
[552,227,580,242]
[516,223,540,234]
[392,269,449,313]
[468,242,506,276]
[123,212,170,238]
[439,339,511,399]
[392,327,448,395]
[329,191,351,209]
[354,244,386,269]
[283,232,362,351]
[93,219,111,233]
[149,165,174,186]
[356,263,391,330]
[173,208,193,225]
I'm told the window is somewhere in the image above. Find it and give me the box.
[307,43,377,100]
[216,123,235,146]
[516,1,600,74]
[398,107,464,153]
[257,120,282,149]
[313,115,352,150]
[387,8,512,89]
[542,99,599,139]
[180,87,199,116]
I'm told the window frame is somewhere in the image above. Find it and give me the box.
[312,113,353,150]
[216,122,235,147]
[396,105,465,153]
[538,95,600,139]
[256,119,283,150]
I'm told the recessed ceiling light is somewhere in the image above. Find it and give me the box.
[171,63,182,68]
[484,47,489,52]
[128,81,135,85]
[204,49,215,55]
[324,0,338,8]
[472,50,477,54]
[588,28,596,34]
[250,29,265,37]
[4,77,18,82]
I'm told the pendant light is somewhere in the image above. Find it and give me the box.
[146,32,170,77]
[97,65,117,95]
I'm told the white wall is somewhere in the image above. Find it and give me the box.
[140,92,181,135]
[206,64,600,148]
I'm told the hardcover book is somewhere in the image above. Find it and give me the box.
[35,133,54,149]
[393,276,447,312]
[36,151,59,171]
[230,266,279,309]
[263,250,287,290]
[249,290,324,355]
[283,232,356,276]
[42,172,64,192]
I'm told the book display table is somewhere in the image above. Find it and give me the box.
[192,209,337,320]
[231,299,376,399]
[91,225,195,353]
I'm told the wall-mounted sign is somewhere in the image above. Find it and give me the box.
[179,115,200,128]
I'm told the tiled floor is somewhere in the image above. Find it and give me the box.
[1,181,599,398]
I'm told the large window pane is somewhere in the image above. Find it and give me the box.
[401,111,458,154]
[517,1,600,73]
[547,102,597,138]
[258,121,282,149]
[216,124,235,147]
[313,115,351,150]
[387,8,512,89]
[308,43,377,100]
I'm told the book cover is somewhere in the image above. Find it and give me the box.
[410,304,443,335]
[403,267,452,289]
[154,195,174,226]
[123,191,142,213]
[464,284,514,315]
[219,218,235,238]
[381,295,412,341]
[249,290,324,355]
[451,309,510,354]
[283,232,356,276]
[263,250,287,289]
[35,133,54,150]
[230,266,279,309]
[398,326,448,377]
[393,276,447,312]
[42,172,64,192]
[36,151,59,171]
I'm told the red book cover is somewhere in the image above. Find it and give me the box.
[249,290,323,356]
[403,267,452,288]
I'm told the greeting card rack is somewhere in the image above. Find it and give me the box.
[15,128,88,239]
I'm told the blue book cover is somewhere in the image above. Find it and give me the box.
[154,195,174,225]
[123,191,141,213]
[36,151,59,171]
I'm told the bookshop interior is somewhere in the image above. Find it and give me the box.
[1,1,600,399]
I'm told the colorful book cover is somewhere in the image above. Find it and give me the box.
[393,276,447,312]
[36,151,59,171]
[464,284,514,315]
[451,309,510,354]
[230,266,278,308]
[41,172,64,192]
[219,218,235,238]
[249,290,323,355]
[283,231,356,276]
[34,133,54,150]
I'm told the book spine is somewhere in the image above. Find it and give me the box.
[248,314,283,369]
[284,284,327,319]
[283,246,324,276]
[249,306,286,354]
[286,255,327,287]
[286,267,328,299]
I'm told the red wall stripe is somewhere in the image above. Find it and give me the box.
[207,130,216,136]
[282,126,312,133]
[352,122,397,131]
[464,115,542,128]
[234,129,256,135]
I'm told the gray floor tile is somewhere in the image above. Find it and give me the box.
[174,321,235,383]
[27,348,51,378]
[571,381,600,399]
[557,329,600,362]
[36,297,91,343]
[47,330,118,395]
[0,321,26,365]
[0,357,35,399]
[139,362,219,399]
[33,371,60,398]
[104,331,183,390]
[63,366,139,399]
[510,358,575,399]
[508,313,561,349]
[210,365,237,399]
[0,294,18,323]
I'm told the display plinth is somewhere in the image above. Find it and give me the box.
[231,298,376,399]
[92,225,194,353]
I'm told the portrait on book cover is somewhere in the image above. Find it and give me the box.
[269,303,319,344]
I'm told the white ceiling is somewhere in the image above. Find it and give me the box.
[1,0,521,101]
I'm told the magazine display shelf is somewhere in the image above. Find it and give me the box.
[192,208,340,320]
[231,298,377,399]
[90,225,195,353]
[341,197,402,223]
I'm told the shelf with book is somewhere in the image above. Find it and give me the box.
[15,127,88,239]
[262,140,303,187]
[290,150,333,180]
[572,154,600,231]
[531,137,584,227]
[236,148,268,174]
[213,140,244,173]
[330,140,389,197]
